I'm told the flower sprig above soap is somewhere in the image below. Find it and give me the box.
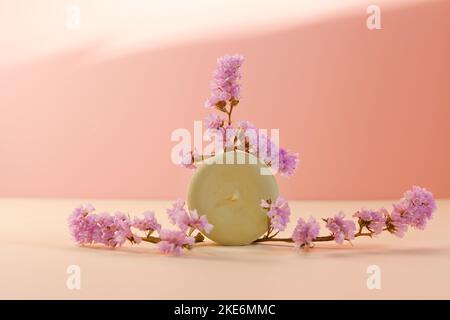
[69,185,436,255]
[179,54,299,177]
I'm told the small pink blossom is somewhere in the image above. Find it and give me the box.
[110,211,140,246]
[261,196,291,232]
[132,211,161,232]
[166,199,214,233]
[157,229,195,255]
[353,208,386,235]
[224,125,237,151]
[91,211,138,247]
[386,211,409,238]
[237,120,256,131]
[68,204,96,245]
[205,54,244,109]
[258,134,279,166]
[292,217,320,248]
[187,209,214,234]
[385,186,436,237]
[204,113,225,130]
[234,120,258,152]
[258,136,299,177]
[69,206,142,247]
[278,148,299,177]
[391,186,436,230]
[166,199,189,225]
[326,212,356,244]
[179,149,197,169]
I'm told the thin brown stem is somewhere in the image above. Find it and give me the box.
[269,231,280,239]
[227,104,234,125]
[312,235,334,242]
[141,233,205,245]
[253,237,293,243]
[193,153,215,163]
[354,231,372,237]
[252,230,374,244]
[141,235,161,244]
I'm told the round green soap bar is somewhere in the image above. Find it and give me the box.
[187,151,279,245]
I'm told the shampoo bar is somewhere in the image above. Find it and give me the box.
[187,151,279,245]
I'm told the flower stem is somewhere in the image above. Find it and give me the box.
[253,237,293,243]
[140,233,205,245]
[141,236,161,244]
[227,105,233,125]
[193,153,215,164]
[252,231,373,244]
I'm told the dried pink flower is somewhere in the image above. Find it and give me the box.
[166,199,188,225]
[292,217,320,248]
[187,209,214,234]
[205,54,244,109]
[353,208,386,235]
[132,211,161,233]
[326,212,356,244]
[391,186,436,230]
[68,204,96,245]
[278,148,300,177]
[157,229,195,255]
[179,149,197,169]
[166,199,213,234]
[261,196,291,232]
[204,113,225,130]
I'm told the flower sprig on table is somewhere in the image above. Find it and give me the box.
[68,199,212,256]
[256,185,436,248]
[180,54,299,177]
[69,185,436,255]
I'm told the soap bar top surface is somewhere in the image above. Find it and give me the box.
[187,151,279,245]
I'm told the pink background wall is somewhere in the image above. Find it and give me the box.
[1,0,449,200]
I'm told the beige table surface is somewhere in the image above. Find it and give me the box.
[0,198,449,299]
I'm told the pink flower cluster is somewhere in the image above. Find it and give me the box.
[205,54,244,109]
[351,186,436,238]
[325,212,357,244]
[261,197,291,232]
[68,205,156,247]
[179,149,199,170]
[387,185,436,236]
[158,230,195,256]
[68,200,213,255]
[278,148,300,177]
[166,199,213,234]
[353,208,387,235]
[292,217,320,248]
[204,113,225,131]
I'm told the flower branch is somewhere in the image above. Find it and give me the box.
[68,199,212,256]
[255,186,436,249]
